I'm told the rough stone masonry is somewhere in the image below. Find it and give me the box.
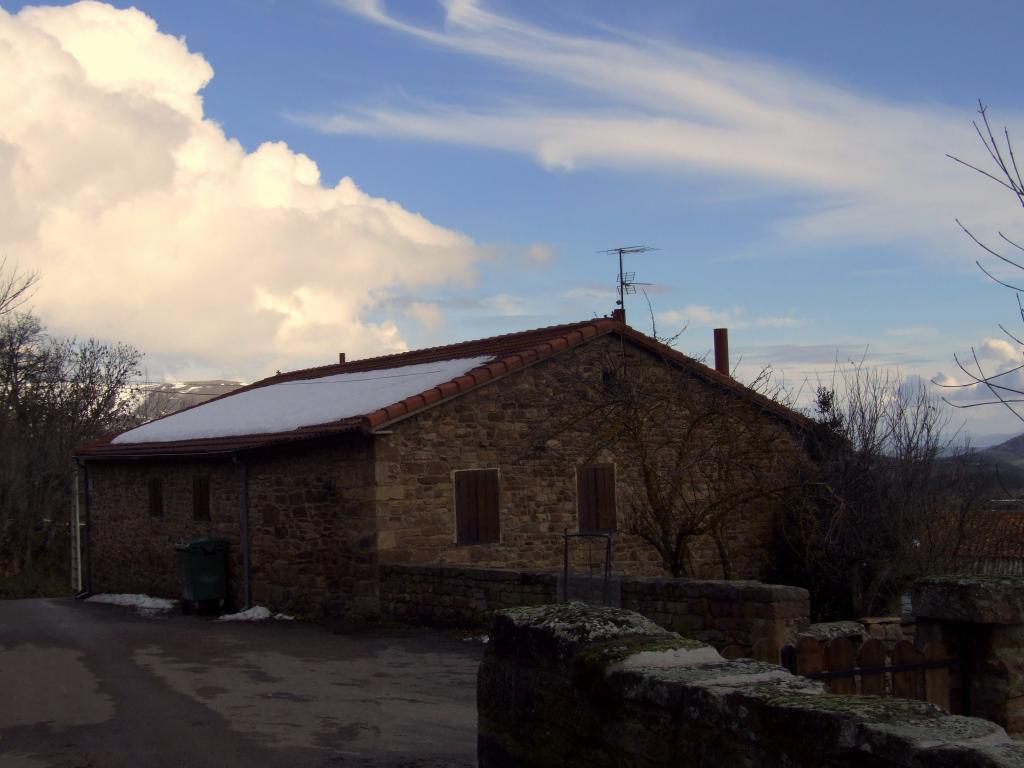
[478,602,1024,767]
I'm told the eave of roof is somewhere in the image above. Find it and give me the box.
[76,316,810,459]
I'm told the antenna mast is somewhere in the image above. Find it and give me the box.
[598,245,656,323]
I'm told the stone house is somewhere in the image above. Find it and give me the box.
[76,314,810,618]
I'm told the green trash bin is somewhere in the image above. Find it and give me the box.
[175,537,228,609]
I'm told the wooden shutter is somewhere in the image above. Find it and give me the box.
[193,476,211,521]
[455,471,478,544]
[577,466,597,532]
[476,469,500,544]
[455,469,500,545]
[578,465,615,532]
[148,478,163,517]
[596,465,616,532]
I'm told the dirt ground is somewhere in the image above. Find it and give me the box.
[0,598,483,767]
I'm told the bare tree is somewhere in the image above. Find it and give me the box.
[0,258,38,318]
[548,345,795,578]
[780,363,981,618]
[0,268,141,578]
[942,102,1024,421]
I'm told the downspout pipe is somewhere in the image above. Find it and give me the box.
[233,453,252,610]
[74,458,92,599]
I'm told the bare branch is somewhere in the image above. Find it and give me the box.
[947,152,1019,194]
[0,258,39,317]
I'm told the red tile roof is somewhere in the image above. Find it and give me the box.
[958,506,1024,561]
[77,316,809,459]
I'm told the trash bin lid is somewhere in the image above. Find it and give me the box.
[175,536,228,552]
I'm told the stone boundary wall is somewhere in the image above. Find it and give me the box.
[620,577,808,649]
[478,603,1024,768]
[379,564,556,626]
[911,575,1024,735]
[379,564,809,650]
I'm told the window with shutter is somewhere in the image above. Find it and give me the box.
[148,478,163,517]
[577,464,616,532]
[454,469,500,545]
[193,476,211,521]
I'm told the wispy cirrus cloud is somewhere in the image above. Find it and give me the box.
[312,0,1021,254]
[658,304,801,331]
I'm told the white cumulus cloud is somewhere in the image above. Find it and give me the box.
[0,1,484,377]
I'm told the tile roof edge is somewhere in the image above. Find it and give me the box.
[94,318,616,452]
[254,317,611,386]
[80,315,808,456]
[365,318,619,431]
[364,316,809,433]
[74,420,367,459]
[618,325,812,430]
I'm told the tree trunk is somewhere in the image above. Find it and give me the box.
[849,562,865,618]
[713,533,733,580]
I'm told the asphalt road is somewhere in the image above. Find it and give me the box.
[0,598,482,768]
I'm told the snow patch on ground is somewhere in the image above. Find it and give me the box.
[114,356,493,443]
[218,606,294,622]
[87,593,176,615]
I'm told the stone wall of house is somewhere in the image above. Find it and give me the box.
[375,335,801,582]
[246,439,377,618]
[88,456,244,605]
[379,564,808,651]
[478,602,1024,768]
[86,436,376,617]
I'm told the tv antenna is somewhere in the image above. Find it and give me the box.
[598,245,656,322]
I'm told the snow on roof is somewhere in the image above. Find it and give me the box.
[113,356,493,444]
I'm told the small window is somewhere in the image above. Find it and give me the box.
[147,478,163,517]
[192,476,211,521]
[577,464,616,532]
[454,469,499,545]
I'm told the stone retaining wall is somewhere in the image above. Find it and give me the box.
[380,564,809,651]
[478,602,1024,767]
[620,577,808,649]
[380,564,556,626]
[911,575,1024,735]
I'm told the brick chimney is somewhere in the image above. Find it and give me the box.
[611,308,625,323]
[338,352,346,364]
[713,328,729,376]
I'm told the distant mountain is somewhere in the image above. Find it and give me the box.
[967,432,1024,493]
[968,431,1024,449]
[982,432,1024,458]
[135,380,244,422]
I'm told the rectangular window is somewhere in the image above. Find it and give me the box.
[454,469,500,545]
[577,464,616,532]
[147,478,163,517]
[192,476,211,521]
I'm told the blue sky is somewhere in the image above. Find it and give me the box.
[2,0,1024,442]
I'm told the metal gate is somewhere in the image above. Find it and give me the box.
[558,529,619,607]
